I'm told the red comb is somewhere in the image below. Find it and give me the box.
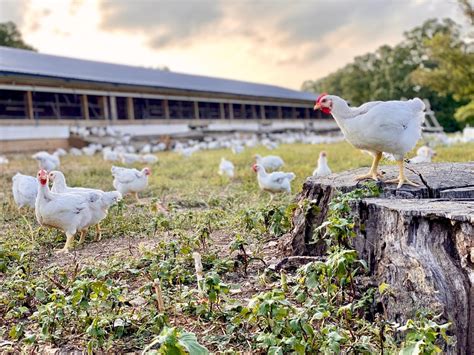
[315,93,328,104]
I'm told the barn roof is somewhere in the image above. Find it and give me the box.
[0,46,316,102]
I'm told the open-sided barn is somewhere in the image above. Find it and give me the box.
[0,46,335,151]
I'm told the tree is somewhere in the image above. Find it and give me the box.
[0,21,36,51]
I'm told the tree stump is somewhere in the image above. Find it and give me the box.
[284,162,474,353]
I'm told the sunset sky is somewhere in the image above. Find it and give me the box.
[0,0,467,90]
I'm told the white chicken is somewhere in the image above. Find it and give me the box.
[0,156,8,165]
[312,151,332,177]
[12,173,38,208]
[314,94,425,188]
[254,154,284,171]
[49,170,122,241]
[111,166,151,201]
[69,148,83,156]
[32,151,60,171]
[218,158,235,178]
[120,153,141,165]
[140,154,159,164]
[103,148,120,162]
[231,145,244,154]
[54,148,67,157]
[252,163,295,195]
[408,146,436,164]
[35,169,100,252]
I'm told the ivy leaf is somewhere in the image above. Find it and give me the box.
[178,331,209,355]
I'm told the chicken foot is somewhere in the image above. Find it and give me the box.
[56,232,75,253]
[385,160,419,188]
[354,152,383,181]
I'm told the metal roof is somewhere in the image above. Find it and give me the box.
[0,46,316,102]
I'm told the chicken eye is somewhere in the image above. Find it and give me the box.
[322,99,327,103]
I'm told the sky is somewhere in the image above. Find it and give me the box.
[0,0,467,90]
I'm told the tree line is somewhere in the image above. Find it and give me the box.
[302,16,473,132]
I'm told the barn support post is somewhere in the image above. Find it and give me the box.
[163,99,170,119]
[252,105,257,119]
[305,107,310,119]
[126,97,135,120]
[109,96,118,121]
[219,102,225,119]
[291,107,296,119]
[25,91,34,119]
[260,105,266,119]
[101,96,110,120]
[194,101,200,120]
[277,106,282,119]
[228,103,234,120]
[81,95,90,120]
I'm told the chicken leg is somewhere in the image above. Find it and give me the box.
[57,232,75,253]
[134,192,140,202]
[78,230,86,244]
[94,224,102,241]
[355,152,383,181]
[385,160,419,188]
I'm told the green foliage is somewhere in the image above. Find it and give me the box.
[0,144,464,352]
[454,100,474,127]
[242,202,297,237]
[398,311,452,354]
[143,326,209,354]
[0,22,36,51]
[315,182,380,246]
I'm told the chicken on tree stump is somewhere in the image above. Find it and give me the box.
[314,93,425,188]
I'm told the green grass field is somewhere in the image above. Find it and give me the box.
[0,141,472,353]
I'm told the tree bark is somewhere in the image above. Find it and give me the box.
[284,162,474,353]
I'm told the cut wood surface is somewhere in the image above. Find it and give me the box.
[285,162,474,353]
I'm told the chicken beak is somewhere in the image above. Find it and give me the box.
[313,103,321,111]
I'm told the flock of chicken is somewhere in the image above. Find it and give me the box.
[10,144,334,253]
[8,92,466,254]
[12,151,152,252]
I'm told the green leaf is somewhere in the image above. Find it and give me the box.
[178,331,209,355]
[379,282,390,295]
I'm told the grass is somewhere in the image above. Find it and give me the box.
[0,141,471,353]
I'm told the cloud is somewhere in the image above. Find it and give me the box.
[99,0,223,47]
[0,0,28,25]
[97,0,458,65]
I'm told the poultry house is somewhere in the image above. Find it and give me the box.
[252,163,295,195]
[49,170,122,241]
[35,169,100,252]
[312,151,332,177]
[111,166,151,201]
[32,151,60,171]
[218,158,235,178]
[408,146,436,164]
[12,173,38,208]
[314,94,425,188]
[255,154,284,171]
